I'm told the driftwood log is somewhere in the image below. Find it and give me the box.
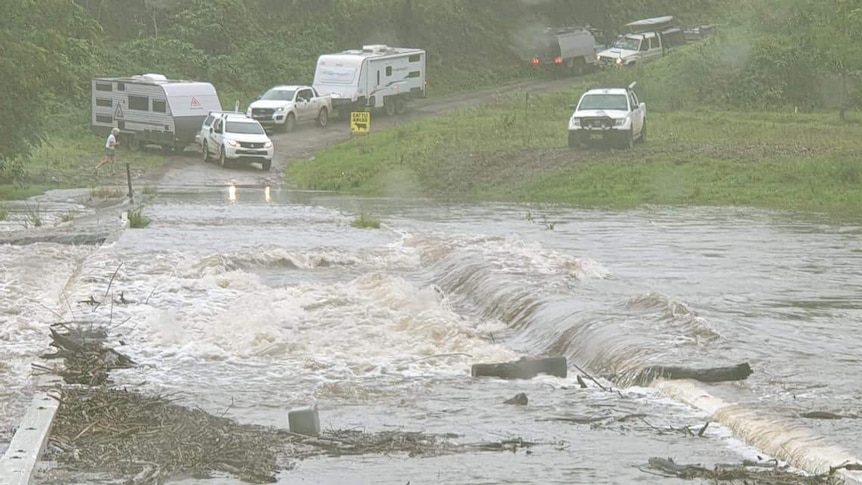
[639,362,753,384]
[472,357,567,380]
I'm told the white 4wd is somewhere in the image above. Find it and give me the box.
[200,112,274,171]
[246,85,332,133]
[568,82,646,149]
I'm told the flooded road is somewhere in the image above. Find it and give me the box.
[2,80,861,483]
[6,184,861,484]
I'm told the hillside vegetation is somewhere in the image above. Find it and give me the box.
[1,0,730,194]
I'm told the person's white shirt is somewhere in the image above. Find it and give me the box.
[105,133,116,149]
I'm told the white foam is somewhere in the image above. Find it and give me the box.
[656,379,862,482]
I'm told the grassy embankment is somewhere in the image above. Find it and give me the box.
[288,40,862,217]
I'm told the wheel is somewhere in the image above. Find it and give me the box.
[219,147,228,168]
[384,98,396,116]
[262,160,271,171]
[202,141,210,162]
[394,97,407,115]
[625,129,634,150]
[639,121,647,143]
[571,58,586,76]
[284,113,296,133]
[317,108,328,128]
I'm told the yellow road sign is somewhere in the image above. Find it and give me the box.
[351,111,371,134]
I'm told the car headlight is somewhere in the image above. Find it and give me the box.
[615,58,623,65]
[264,141,273,148]
[275,107,285,113]
[571,118,581,127]
[614,118,626,126]
[226,140,240,147]
[246,108,252,116]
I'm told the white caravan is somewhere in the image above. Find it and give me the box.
[312,45,426,119]
[91,73,222,151]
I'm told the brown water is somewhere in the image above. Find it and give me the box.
[3,185,861,484]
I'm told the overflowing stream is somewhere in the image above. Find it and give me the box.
[2,184,861,484]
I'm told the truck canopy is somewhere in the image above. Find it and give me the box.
[626,16,675,33]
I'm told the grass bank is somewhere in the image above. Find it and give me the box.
[286,71,862,216]
[1,106,168,201]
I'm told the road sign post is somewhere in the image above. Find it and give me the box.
[350,111,371,135]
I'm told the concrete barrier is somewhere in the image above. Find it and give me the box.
[0,195,132,484]
[656,379,862,485]
[0,392,60,485]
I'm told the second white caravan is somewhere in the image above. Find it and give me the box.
[312,45,426,119]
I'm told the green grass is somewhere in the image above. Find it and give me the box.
[351,211,381,229]
[23,202,43,228]
[128,207,150,228]
[58,210,79,223]
[2,105,167,201]
[287,69,862,216]
[90,186,125,199]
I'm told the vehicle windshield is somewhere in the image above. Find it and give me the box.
[578,94,629,111]
[613,36,641,51]
[260,89,295,101]
[226,121,266,135]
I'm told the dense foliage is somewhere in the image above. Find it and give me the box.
[2,0,860,185]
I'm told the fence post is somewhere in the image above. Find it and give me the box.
[126,163,133,203]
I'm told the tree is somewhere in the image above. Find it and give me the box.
[798,0,862,119]
[0,0,98,180]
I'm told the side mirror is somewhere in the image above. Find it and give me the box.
[209,127,214,134]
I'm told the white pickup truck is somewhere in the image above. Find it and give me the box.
[246,85,332,132]
[595,16,686,67]
[567,82,646,149]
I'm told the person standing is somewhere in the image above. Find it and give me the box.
[95,127,120,174]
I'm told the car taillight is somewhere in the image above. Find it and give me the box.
[554,56,563,65]
[532,57,540,66]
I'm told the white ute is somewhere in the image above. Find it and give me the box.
[568,82,646,149]
[246,85,332,132]
[199,112,274,170]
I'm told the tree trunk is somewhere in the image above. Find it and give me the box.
[471,357,567,380]
[840,74,847,122]
[639,362,753,384]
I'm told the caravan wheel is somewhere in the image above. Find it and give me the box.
[394,98,407,115]
[384,98,396,116]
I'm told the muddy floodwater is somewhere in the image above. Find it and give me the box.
[2,181,862,484]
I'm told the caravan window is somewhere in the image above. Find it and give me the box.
[408,54,421,63]
[96,98,112,108]
[96,115,113,124]
[153,99,167,113]
[117,83,125,91]
[314,66,358,85]
[128,95,149,111]
[407,71,421,78]
[385,66,392,77]
[95,83,112,92]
